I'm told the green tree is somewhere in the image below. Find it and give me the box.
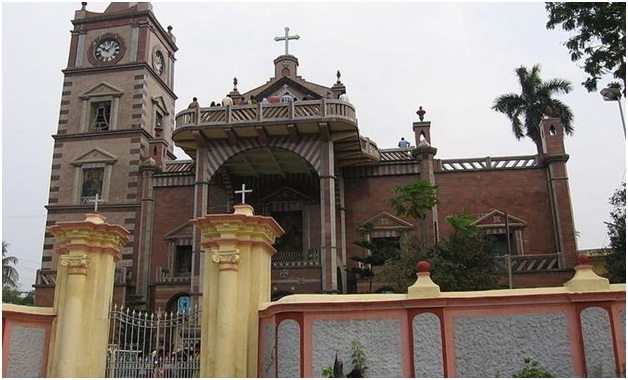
[389,180,438,240]
[347,238,393,293]
[2,241,19,289]
[375,213,500,292]
[492,64,574,148]
[2,288,34,306]
[606,182,625,283]
[545,2,626,93]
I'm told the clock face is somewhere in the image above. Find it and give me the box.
[153,51,165,75]
[95,39,121,62]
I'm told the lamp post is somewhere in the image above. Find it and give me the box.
[600,87,626,138]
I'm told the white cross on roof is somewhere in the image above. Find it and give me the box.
[274,26,299,56]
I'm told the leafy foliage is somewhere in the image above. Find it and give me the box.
[375,213,500,292]
[2,241,19,289]
[347,239,399,292]
[606,182,625,283]
[2,287,34,305]
[513,357,554,378]
[492,64,573,146]
[389,181,439,220]
[321,339,368,378]
[389,181,439,241]
[545,2,626,93]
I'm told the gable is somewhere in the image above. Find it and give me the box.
[471,210,527,228]
[71,148,118,166]
[79,82,123,98]
[261,186,315,204]
[152,96,170,115]
[358,211,414,232]
[164,221,194,240]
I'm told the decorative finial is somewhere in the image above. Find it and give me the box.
[81,2,87,10]
[336,70,341,84]
[167,25,173,34]
[417,106,426,121]
[233,77,238,91]
[416,260,430,273]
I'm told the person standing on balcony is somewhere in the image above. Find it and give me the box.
[222,94,233,106]
[398,137,411,148]
[280,92,293,102]
[187,97,199,109]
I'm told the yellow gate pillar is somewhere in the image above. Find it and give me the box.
[194,204,283,378]
[47,212,129,378]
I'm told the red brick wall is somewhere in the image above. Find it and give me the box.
[150,185,195,308]
[435,168,557,255]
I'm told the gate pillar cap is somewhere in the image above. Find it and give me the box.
[234,204,254,216]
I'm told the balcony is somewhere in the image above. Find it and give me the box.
[272,249,321,268]
[173,99,380,167]
[155,267,191,284]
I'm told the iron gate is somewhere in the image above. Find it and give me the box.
[105,304,201,378]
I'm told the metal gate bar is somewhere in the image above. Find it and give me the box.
[106,304,201,378]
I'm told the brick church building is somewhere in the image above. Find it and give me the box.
[35,3,578,311]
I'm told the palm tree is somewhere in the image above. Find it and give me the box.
[492,64,574,150]
[2,241,20,289]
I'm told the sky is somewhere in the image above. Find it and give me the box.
[2,2,626,291]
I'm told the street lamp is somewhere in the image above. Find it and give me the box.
[600,87,626,138]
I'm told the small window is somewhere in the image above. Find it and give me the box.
[371,237,400,259]
[174,245,192,276]
[91,101,111,131]
[80,167,104,204]
[155,111,164,128]
[489,233,516,256]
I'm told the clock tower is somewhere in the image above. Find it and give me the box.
[35,2,178,307]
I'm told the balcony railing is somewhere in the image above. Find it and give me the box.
[495,253,562,273]
[176,99,357,129]
[156,267,191,284]
[272,249,321,268]
[438,155,539,172]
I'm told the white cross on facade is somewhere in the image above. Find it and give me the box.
[235,183,253,204]
[93,193,101,211]
[274,26,299,55]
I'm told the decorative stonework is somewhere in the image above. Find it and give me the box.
[60,254,89,275]
[212,249,240,270]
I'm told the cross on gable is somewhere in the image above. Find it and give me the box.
[235,183,253,204]
[274,26,299,56]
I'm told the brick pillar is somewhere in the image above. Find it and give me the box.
[135,159,159,306]
[319,138,338,292]
[193,204,283,377]
[413,140,439,244]
[47,212,129,377]
[539,118,578,268]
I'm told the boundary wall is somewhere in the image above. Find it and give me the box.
[259,281,625,377]
[2,304,55,377]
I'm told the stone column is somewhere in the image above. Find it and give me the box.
[47,212,129,378]
[193,204,283,378]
